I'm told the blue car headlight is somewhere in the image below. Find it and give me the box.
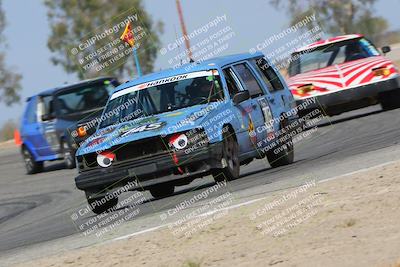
[168,128,209,153]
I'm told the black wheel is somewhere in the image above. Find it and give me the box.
[212,130,240,182]
[86,192,118,215]
[266,120,294,168]
[61,140,76,169]
[149,183,175,199]
[380,90,400,110]
[22,147,43,174]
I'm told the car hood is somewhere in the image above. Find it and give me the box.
[287,56,398,99]
[76,103,216,155]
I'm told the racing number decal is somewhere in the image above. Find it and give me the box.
[120,122,165,137]
[258,98,274,134]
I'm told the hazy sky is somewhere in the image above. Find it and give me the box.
[1,0,400,126]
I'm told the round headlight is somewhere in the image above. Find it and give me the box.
[169,134,188,150]
[97,151,116,168]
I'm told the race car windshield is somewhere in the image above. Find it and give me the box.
[288,38,380,76]
[99,71,224,129]
[55,81,116,117]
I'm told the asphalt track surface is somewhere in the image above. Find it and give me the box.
[1,105,400,259]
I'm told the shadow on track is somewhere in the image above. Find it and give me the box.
[314,108,384,129]
[37,162,70,174]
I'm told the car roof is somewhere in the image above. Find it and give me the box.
[294,34,364,53]
[33,76,116,98]
[114,52,264,93]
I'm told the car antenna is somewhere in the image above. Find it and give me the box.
[174,24,194,65]
[176,0,194,63]
[174,24,184,66]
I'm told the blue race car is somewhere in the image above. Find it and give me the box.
[20,77,119,174]
[75,52,298,214]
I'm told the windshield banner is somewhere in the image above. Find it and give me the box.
[110,70,219,100]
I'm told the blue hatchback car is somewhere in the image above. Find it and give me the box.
[20,77,119,174]
[75,52,298,214]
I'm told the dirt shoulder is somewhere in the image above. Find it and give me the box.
[13,161,400,267]
[0,140,16,149]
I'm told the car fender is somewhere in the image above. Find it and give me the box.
[201,102,239,143]
[21,141,39,160]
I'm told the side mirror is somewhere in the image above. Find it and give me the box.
[381,46,391,55]
[41,113,55,121]
[232,90,250,105]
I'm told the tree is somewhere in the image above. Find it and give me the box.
[45,0,163,79]
[354,11,388,45]
[0,0,22,106]
[269,0,389,45]
[0,119,17,141]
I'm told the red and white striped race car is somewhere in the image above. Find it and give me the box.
[287,34,400,116]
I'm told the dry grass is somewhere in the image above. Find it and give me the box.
[344,218,357,227]
[182,260,202,267]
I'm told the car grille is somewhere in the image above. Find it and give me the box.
[77,129,209,172]
[77,136,170,171]
[115,136,169,161]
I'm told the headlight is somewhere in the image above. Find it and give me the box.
[77,126,87,137]
[372,66,391,77]
[168,129,209,152]
[297,84,314,94]
[97,151,116,168]
[169,134,188,150]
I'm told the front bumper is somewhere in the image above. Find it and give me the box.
[75,142,223,192]
[295,76,400,112]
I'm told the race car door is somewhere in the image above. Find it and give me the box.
[37,95,59,156]
[234,62,274,152]
[222,67,256,156]
[231,62,267,154]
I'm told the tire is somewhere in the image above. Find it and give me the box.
[61,140,76,169]
[266,120,294,168]
[149,183,175,199]
[212,130,240,182]
[22,147,43,174]
[380,90,400,110]
[86,192,118,215]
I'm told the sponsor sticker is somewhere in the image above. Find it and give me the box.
[248,114,257,143]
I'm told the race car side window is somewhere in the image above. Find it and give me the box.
[233,63,264,98]
[359,38,380,56]
[25,97,37,124]
[37,95,54,121]
[253,58,284,92]
[222,68,241,97]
